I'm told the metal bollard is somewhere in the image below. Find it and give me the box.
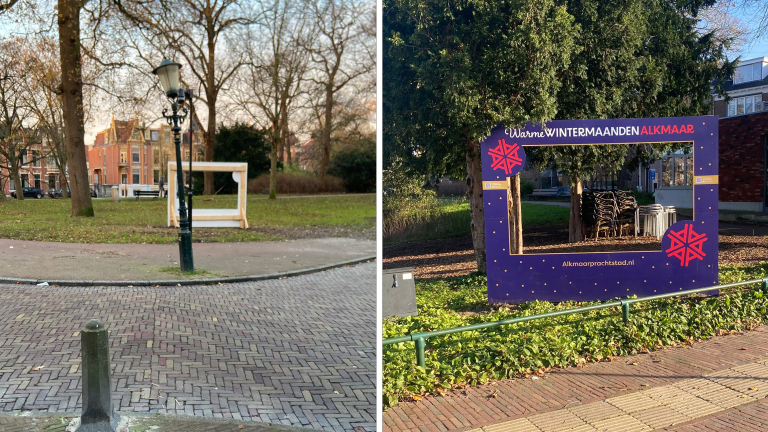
[76,319,119,432]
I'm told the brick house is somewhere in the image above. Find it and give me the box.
[1,132,63,197]
[710,57,768,212]
[86,116,204,195]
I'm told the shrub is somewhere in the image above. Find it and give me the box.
[633,190,655,205]
[248,172,344,195]
[521,177,535,197]
[383,163,442,240]
[328,145,376,193]
[383,263,768,409]
[436,179,466,196]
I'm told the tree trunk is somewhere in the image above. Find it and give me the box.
[12,170,23,200]
[569,179,586,243]
[283,108,292,167]
[269,136,278,200]
[507,175,522,254]
[319,85,333,179]
[59,171,68,198]
[58,0,93,217]
[466,138,486,274]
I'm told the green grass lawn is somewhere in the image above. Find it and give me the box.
[383,198,569,245]
[0,194,375,244]
[383,261,768,408]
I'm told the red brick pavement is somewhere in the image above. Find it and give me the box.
[383,326,768,432]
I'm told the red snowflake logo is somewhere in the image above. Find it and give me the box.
[488,139,522,175]
[665,223,708,267]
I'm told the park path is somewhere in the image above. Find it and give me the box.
[384,325,768,432]
[0,237,374,282]
[0,262,376,432]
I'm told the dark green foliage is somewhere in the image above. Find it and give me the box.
[383,263,768,409]
[528,0,736,188]
[192,123,271,195]
[328,139,376,193]
[383,0,578,177]
[520,178,535,198]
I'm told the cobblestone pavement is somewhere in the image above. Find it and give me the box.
[384,325,768,432]
[0,263,376,432]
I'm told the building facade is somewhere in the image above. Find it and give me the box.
[86,116,204,195]
[1,133,65,197]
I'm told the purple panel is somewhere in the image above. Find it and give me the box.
[481,116,719,303]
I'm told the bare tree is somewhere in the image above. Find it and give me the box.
[304,0,375,178]
[232,0,310,199]
[0,39,43,201]
[113,0,257,195]
[698,3,748,54]
[21,36,72,197]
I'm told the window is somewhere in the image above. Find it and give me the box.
[132,149,140,163]
[48,174,56,189]
[734,63,763,84]
[32,151,40,167]
[132,168,140,184]
[727,95,762,117]
[34,174,40,189]
[120,152,127,163]
[661,153,693,187]
[121,173,127,184]
[151,131,159,141]
[22,175,29,188]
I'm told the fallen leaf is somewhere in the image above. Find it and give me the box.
[412,395,422,401]
[32,366,44,371]
[238,426,244,430]
[749,387,758,391]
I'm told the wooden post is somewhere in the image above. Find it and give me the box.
[508,176,523,254]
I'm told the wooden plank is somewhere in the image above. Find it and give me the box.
[191,214,240,221]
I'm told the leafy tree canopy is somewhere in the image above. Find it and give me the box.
[383,0,578,178]
[384,0,736,178]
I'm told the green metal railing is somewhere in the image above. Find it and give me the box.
[383,277,768,368]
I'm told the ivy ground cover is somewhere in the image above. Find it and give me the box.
[383,262,768,408]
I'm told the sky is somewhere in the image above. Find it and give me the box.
[726,4,768,60]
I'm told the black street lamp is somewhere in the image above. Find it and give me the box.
[152,58,194,272]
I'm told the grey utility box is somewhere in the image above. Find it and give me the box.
[383,267,418,318]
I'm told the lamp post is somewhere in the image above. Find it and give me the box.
[152,58,194,272]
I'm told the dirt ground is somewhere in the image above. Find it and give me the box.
[383,225,768,280]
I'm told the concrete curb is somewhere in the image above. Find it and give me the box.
[0,411,318,432]
[0,255,376,287]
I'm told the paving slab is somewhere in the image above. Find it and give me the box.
[0,263,376,432]
[0,238,374,282]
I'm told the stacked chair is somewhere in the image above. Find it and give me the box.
[582,191,617,238]
[614,191,638,237]
[582,190,639,239]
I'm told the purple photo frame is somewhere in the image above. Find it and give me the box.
[481,116,718,303]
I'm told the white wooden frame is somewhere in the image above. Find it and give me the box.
[167,161,249,229]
